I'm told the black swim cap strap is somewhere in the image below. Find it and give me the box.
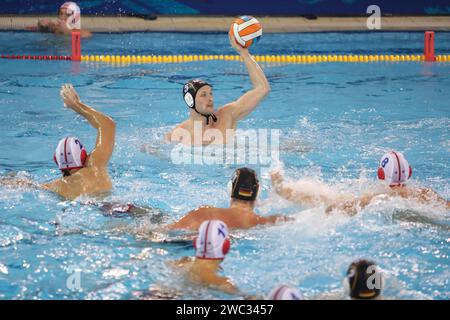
[193,108,217,125]
[210,113,217,122]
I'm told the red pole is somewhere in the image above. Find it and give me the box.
[71,31,81,61]
[424,31,435,62]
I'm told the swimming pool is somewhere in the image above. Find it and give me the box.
[0,31,449,299]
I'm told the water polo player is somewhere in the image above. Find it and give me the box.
[172,220,238,294]
[345,259,383,300]
[167,167,288,230]
[0,84,115,200]
[271,151,449,215]
[33,84,115,200]
[313,259,384,300]
[166,30,270,144]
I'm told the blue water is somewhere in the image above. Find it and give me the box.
[0,31,449,300]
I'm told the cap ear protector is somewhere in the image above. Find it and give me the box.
[222,237,231,255]
[53,149,87,166]
[81,148,87,163]
[184,91,194,108]
[378,165,412,180]
[193,236,231,256]
[377,167,385,180]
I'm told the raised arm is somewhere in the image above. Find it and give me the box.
[60,84,116,168]
[223,33,270,121]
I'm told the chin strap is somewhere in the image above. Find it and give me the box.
[194,108,217,125]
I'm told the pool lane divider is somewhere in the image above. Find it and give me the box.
[1,30,449,64]
[77,54,450,64]
[0,55,72,60]
[1,54,450,63]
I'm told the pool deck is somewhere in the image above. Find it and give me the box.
[0,16,450,32]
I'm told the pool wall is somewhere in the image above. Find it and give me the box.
[1,16,450,33]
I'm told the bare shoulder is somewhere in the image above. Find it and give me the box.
[175,120,191,130]
[216,103,236,118]
[166,121,190,141]
[183,206,215,219]
[40,181,55,190]
[217,103,234,113]
[170,256,194,269]
[168,206,215,229]
[197,205,215,211]
[80,167,112,190]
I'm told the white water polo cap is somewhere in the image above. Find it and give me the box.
[60,2,81,30]
[377,151,412,186]
[267,285,302,300]
[194,220,231,260]
[54,137,87,171]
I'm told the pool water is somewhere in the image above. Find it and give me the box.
[0,31,449,299]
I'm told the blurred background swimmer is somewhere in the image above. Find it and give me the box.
[27,2,92,38]
[167,167,289,230]
[271,151,449,215]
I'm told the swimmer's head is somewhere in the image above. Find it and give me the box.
[58,2,81,30]
[267,285,302,300]
[183,79,214,115]
[345,259,382,300]
[54,137,87,176]
[229,167,260,202]
[194,220,231,261]
[377,151,412,187]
